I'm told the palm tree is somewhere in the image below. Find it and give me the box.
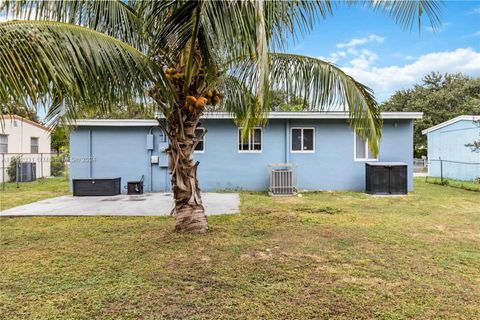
[0,1,442,233]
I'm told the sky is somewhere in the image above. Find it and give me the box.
[286,1,480,101]
[1,1,479,111]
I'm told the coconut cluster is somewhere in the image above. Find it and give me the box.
[162,67,224,113]
[164,67,184,82]
[183,89,223,113]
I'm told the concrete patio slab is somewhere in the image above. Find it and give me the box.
[0,193,240,217]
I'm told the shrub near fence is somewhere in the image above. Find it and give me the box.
[51,155,67,176]
[6,156,21,182]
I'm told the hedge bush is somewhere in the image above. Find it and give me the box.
[7,156,21,182]
[51,155,66,176]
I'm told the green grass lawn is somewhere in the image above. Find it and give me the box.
[0,177,70,211]
[426,176,480,192]
[1,179,479,319]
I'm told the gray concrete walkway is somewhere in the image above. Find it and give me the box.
[0,193,240,217]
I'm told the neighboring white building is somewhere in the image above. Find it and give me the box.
[1,115,51,182]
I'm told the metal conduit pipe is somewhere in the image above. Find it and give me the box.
[148,126,165,192]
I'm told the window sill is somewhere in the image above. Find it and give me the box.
[291,150,315,153]
[354,158,379,162]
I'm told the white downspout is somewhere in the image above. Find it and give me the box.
[285,119,290,164]
[88,129,93,178]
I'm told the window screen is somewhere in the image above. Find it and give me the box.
[355,134,366,159]
[355,133,378,160]
[0,134,7,153]
[238,128,262,152]
[291,128,314,152]
[31,137,39,154]
[291,129,302,151]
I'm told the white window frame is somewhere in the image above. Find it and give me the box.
[238,127,263,153]
[194,127,205,153]
[354,132,378,161]
[290,127,315,153]
[30,137,39,154]
[0,134,7,153]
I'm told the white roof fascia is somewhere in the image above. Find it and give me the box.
[73,112,423,127]
[421,115,480,135]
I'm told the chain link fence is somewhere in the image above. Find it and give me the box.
[413,158,428,173]
[427,158,480,181]
[425,158,480,191]
[1,153,69,190]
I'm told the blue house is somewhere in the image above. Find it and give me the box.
[70,112,421,193]
[423,115,480,181]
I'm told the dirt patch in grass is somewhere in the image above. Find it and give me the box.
[295,206,342,215]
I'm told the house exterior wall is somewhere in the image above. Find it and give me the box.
[70,118,415,192]
[427,119,480,181]
[0,116,51,181]
[70,126,169,192]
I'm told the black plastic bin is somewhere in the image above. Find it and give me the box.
[73,178,121,196]
[365,162,407,195]
[127,181,144,195]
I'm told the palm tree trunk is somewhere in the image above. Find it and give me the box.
[159,110,208,234]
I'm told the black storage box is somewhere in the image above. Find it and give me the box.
[365,162,407,195]
[73,178,121,196]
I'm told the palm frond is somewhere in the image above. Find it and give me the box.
[230,53,383,154]
[215,75,256,117]
[264,0,334,50]
[145,1,256,67]
[358,0,444,31]
[0,0,142,46]
[254,0,270,123]
[0,20,166,124]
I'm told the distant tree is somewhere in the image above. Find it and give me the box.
[50,126,69,153]
[381,72,480,157]
[268,90,307,111]
[423,71,443,89]
[2,105,39,122]
[75,103,156,119]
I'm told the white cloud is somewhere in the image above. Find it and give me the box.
[392,53,415,61]
[318,35,385,64]
[341,48,480,101]
[318,51,347,64]
[349,49,378,70]
[336,34,385,48]
[469,7,480,14]
[473,31,480,37]
[425,22,451,33]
